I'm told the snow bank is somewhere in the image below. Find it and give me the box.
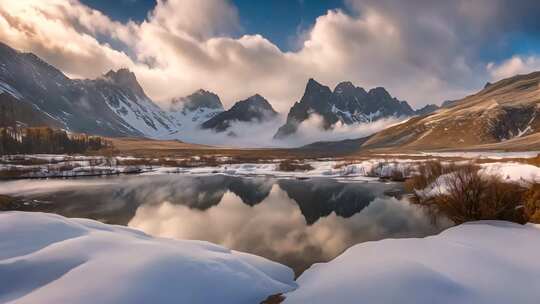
[481,162,540,183]
[0,212,297,304]
[285,221,540,304]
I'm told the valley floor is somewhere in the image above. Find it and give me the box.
[2,148,540,303]
[2,150,540,182]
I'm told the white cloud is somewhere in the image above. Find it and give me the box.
[487,56,540,81]
[149,0,240,40]
[167,112,403,148]
[275,114,404,147]
[0,0,539,114]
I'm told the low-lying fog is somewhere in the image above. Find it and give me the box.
[172,114,404,148]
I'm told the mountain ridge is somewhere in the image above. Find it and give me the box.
[274,78,422,139]
[0,41,178,137]
[305,70,540,152]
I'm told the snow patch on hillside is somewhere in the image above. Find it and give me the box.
[0,80,23,99]
[170,107,223,131]
[103,92,178,138]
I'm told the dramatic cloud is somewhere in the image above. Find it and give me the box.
[1,0,540,112]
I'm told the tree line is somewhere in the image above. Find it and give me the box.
[0,127,110,155]
[0,95,111,155]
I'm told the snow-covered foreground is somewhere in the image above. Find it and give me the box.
[1,213,540,304]
[285,221,540,304]
[0,212,297,304]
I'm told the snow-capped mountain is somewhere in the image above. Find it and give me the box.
[202,94,278,133]
[0,42,178,137]
[169,89,224,130]
[274,79,417,139]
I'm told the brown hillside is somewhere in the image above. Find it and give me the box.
[362,71,540,150]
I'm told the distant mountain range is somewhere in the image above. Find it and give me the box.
[274,79,434,139]
[0,41,449,146]
[0,41,182,137]
[304,71,540,151]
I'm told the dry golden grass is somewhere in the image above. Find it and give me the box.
[527,154,540,167]
[278,160,314,172]
[0,167,41,179]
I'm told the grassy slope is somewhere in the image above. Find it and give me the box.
[360,71,540,151]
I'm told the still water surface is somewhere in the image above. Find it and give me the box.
[1,174,449,275]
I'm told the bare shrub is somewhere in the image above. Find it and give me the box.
[524,183,540,223]
[408,162,526,224]
[405,160,447,191]
[117,158,148,166]
[0,195,14,209]
[278,160,314,172]
[389,169,406,182]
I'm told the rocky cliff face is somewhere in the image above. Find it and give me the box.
[274,79,415,139]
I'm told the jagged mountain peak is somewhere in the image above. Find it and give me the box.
[0,42,179,138]
[230,94,277,114]
[250,93,265,100]
[103,68,145,97]
[305,78,331,94]
[104,68,137,82]
[244,94,271,105]
[333,81,356,93]
[171,89,223,112]
[274,79,414,139]
[307,78,323,87]
[368,87,392,99]
[194,88,213,95]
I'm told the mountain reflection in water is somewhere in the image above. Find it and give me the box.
[3,174,450,275]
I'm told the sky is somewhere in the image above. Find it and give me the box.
[2,0,540,112]
[80,0,347,52]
